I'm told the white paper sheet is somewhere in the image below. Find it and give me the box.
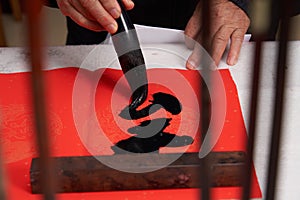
[106,24,251,45]
[1,25,300,200]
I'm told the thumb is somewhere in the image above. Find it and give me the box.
[184,2,202,49]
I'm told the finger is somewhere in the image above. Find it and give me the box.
[66,4,105,31]
[184,3,202,49]
[227,29,245,65]
[80,0,118,33]
[186,49,199,70]
[210,25,233,66]
[100,0,122,18]
[184,16,202,49]
[186,40,216,70]
[122,0,135,10]
[70,0,97,21]
[186,38,203,70]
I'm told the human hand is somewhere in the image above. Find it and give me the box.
[56,0,134,33]
[184,0,250,68]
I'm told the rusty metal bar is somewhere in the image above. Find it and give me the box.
[200,0,212,199]
[242,0,272,199]
[25,0,56,200]
[265,0,291,198]
[242,39,262,200]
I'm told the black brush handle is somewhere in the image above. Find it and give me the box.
[111,0,148,110]
[114,0,135,33]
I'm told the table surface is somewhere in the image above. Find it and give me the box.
[0,40,300,200]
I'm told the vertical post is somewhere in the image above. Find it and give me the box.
[265,0,291,199]
[242,0,271,199]
[200,0,211,199]
[242,41,262,200]
[25,0,56,199]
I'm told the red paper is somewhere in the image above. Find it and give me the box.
[0,67,262,199]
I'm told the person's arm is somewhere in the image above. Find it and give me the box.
[185,0,250,68]
[54,0,134,33]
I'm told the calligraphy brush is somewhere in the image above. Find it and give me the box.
[111,0,148,109]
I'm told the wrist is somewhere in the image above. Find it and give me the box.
[229,0,249,17]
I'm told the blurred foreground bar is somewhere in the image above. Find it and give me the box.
[30,152,245,193]
[26,0,56,199]
[266,0,292,198]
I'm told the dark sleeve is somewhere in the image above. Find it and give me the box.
[291,0,300,16]
[44,0,58,8]
[228,0,249,16]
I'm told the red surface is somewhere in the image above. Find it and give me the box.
[0,67,262,199]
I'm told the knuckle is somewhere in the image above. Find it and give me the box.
[76,16,87,26]
[101,0,117,8]
[80,0,96,8]
[232,31,245,41]
[215,34,227,42]
[214,28,231,42]
[245,18,251,27]
[96,14,111,26]
[214,36,227,45]
[57,0,69,11]
[80,0,88,7]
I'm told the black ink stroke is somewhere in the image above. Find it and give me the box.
[112,92,194,154]
[119,92,182,120]
[111,118,193,154]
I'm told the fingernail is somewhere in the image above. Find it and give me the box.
[107,23,117,33]
[228,55,237,66]
[127,0,134,6]
[186,60,197,69]
[110,8,120,18]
